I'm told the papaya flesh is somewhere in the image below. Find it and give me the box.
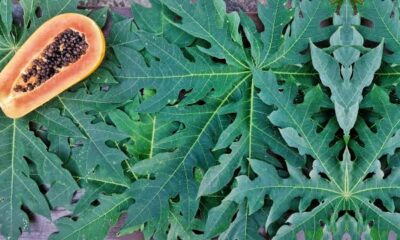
[0,13,105,118]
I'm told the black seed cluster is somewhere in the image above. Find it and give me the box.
[14,28,88,93]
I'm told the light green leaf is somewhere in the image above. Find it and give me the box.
[311,1,383,134]
[358,0,400,64]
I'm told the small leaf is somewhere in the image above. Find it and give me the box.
[50,194,131,240]
[204,201,237,238]
[0,0,12,33]
[88,7,108,28]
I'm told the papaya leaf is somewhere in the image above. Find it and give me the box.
[358,0,400,64]
[2,0,400,239]
[0,113,78,239]
[255,0,336,68]
[227,25,400,240]
[311,0,383,135]
[49,194,132,240]
[131,0,195,46]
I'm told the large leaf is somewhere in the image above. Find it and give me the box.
[120,91,233,237]
[226,68,400,238]
[0,113,78,239]
[2,0,400,239]
[0,1,123,239]
[160,0,249,68]
[311,2,383,135]
[103,1,331,237]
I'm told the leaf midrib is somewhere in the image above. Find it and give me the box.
[354,196,400,231]
[261,0,324,69]
[269,84,343,192]
[350,102,400,192]
[164,5,249,69]
[275,197,340,239]
[127,74,252,224]
[56,96,127,185]
[257,0,284,68]
[56,196,131,240]
[115,71,250,80]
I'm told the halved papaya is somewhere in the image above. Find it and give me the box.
[0,13,105,118]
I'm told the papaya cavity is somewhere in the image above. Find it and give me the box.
[0,13,106,118]
[15,29,89,93]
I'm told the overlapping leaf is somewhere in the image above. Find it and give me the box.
[3,0,400,239]
[226,1,400,238]
[0,113,78,238]
[102,0,334,238]
[50,194,132,240]
[358,0,400,64]
[0,0,122,239]
[311,2,382,134]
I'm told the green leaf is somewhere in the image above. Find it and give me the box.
[3,0,400,238]
[243,0,291,67]
[376,64,400,86]
[227,50,400,238]
[197,74,305,197]
[311,1,383,134]
[121,93,232,235]
[0,0,12,33]
[132,0,195,46]
[256,0,336,68]
[111,0,336,238]
[19,0,40,27]
[28,0,84,32]
[358,0,400,64]
[160,0,249,68]
[0,113,77,238]
[219,203,267,240]
[0,0,16,70]
[108,37,248,112]
[50,194,131,240]
[166,204,205,240]
[88,8,109,28]
[225,70,344,236]
[48,90,130,190]
[107,17,143,49]
[204,201,237,238]
[110,109,155,160]
[345,87,400,237]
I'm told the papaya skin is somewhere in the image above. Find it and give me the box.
[0,13,106,119]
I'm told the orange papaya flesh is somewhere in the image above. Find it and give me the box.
[0,13,105,119]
